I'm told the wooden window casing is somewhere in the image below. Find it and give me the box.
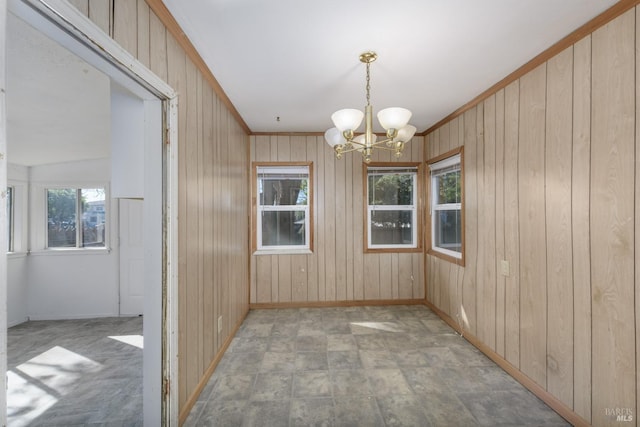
[363,162,423,253]
[426,147,465,266]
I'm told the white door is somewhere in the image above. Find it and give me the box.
[119,198,144,315]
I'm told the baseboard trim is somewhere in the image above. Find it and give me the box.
[423,300,591,427]
[249,299,426,310]
[178,306,250,426]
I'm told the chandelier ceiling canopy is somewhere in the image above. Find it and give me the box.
[324,51,416,163]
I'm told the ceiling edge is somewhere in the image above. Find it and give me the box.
[144,0,252,135]
[420,0,640,137]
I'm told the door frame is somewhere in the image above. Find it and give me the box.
[2,0,179,424]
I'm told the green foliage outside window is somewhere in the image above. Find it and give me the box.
[368,174,413,206]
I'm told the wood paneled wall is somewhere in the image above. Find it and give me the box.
[425,7,639,426]
[250,135,425,305]
[68,0,250,421]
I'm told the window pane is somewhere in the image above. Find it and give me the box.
[434,209,461,253]
[368,174,413,206]
[261,210,306,247]
[260,178,308,206]
[47,189,77,247]
[435,170,461,204]
[81,189,106,247]
[370,210,413,245]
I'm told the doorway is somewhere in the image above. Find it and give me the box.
[1,0,178,424]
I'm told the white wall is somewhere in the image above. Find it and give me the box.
[25,158,119,320]
[111,84,144,198]
[7,163,28,326]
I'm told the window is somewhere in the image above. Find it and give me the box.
[6,186,13,252]
[365,163,420,251]
[428,148,464,264]
[254,163,313,252]
[47,188,106,249]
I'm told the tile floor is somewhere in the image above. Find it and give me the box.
[7,316,143,426]
[185,305,570,426]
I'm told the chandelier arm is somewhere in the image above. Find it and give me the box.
[370,145,404,152]
[337,145,368,155]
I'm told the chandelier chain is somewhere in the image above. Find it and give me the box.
[365,61,371,106]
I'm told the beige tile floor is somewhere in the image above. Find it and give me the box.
[7,316,143,426]
[185,305,570,426]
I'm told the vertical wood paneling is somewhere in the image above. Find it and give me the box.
[196,72,205,375]
[278,255,292,303]
[113,0,137,55]
[572,35,592,422]
[462,108,478,334]
[424,5,640,426]
[379,254,392,299]
[545,46,574,407]
[67,0,88,15]
[440,122,450,153]
[306,136,319,301]
[399,254,412,298]
[495,89,506,358]
[591,10,636,425]
[335,145,347,300]
[290,137,307,302]
[149,11,167,81]
[352,150,364,300]
[482,96,497,351]
[105,3,251,419]
[250,134,424,304]
[202,84,214,362]
[391,253,399,299]
[136,1,150,68]
[503,80,520,367]
[324,143,336,301]
[184,58,200,398]
[89,0,112,35]
[636,9,640,423]
[412,136,425,299]
[518,63,547,386]
[316,136,326,301]
[345,139,354,300]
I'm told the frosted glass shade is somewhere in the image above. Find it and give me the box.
[394,125,417,142]
[331,108,364,132]
[377,107,412,130]
[324,127,346,147]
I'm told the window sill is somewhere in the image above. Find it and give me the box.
[29,248,112,256]
[365,247,422,254]
[427,248,464,266]
[7,252,28,260]
[253,249,313,256]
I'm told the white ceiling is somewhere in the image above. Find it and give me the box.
[6,13,111,167]
[162,0,618,134]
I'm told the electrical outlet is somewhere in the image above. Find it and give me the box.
[500,260,510,277]
[218,316,223,333]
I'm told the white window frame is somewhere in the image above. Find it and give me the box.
[6,186,14,253]
[7,180,28,256]
[429,152,463,260]
[366,165,419,251]
[44,184,110,251]
[255,164,312,253]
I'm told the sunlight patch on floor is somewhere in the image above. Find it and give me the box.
[7,346,102,427]
[108,334,144,349]
[350,321,403,332]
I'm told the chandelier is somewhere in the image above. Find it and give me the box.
[324,51,417,163]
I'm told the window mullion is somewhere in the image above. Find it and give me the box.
[76,188,82,248]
